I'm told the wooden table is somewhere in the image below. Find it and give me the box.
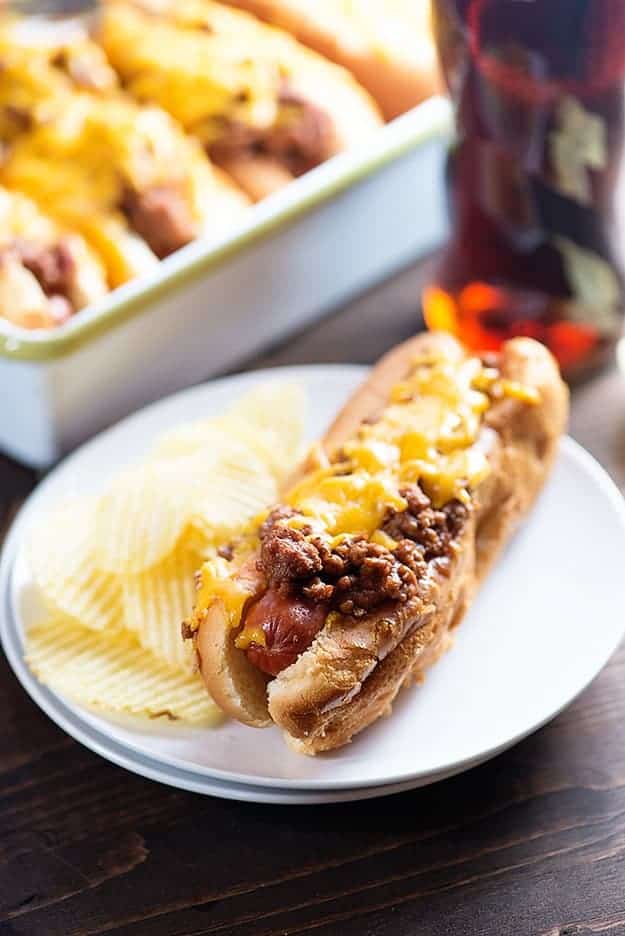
[2,262,625,936]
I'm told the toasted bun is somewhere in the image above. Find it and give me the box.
[196,559,271,727]
[215,155,296,202]
[198,333,569,752]
[223,0,442,119]
[197,594,272,727]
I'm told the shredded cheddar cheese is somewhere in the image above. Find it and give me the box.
[287,470,407,537]
[195,556,253,630]
[498,379,541,405]
[279,350,525,535]
[100,1,292,139]
[0,22,118,143]
[370,530,399,550]
[235,626,267,650]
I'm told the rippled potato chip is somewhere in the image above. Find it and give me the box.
[122,544,201,669]
[94,460,199,574]
[26,499,123,633]
[191,459,277,544]
[26,618,221,724]
[150,423,248,462]
[24,381,307,727]
[221,382,305,479]
[152,383,304,481]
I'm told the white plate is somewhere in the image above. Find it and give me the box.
[0,605,433,804]
[2,365,625,803]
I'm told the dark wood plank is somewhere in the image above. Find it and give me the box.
[0,455,37,544]
[1,641,624,936]
[1,264,625,936]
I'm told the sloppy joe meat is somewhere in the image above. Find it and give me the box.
[241,484,467,675]
[18,239,76,298]
[120,184,197,259]
[2,239,77,321]
[263,89,334,176]
[209,87,334,177]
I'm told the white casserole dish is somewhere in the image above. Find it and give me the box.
[0,97,451,468]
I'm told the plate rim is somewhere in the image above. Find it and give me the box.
[0,573,536,804]
[2,365,625,793]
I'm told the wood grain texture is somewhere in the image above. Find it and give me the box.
[0,456,36,545]
[1,262,624,936]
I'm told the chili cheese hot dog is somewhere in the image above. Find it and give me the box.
[184,334,568,754]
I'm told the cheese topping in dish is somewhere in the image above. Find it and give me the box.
[100,1,297,139]
[0,22,118,141]
[7,98,195,211]
[0,14,250,294]
[99,0,381,178]
[1,93,248,285]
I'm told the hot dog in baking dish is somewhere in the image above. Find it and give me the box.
[98,0,384,202]
[183,333,569,754]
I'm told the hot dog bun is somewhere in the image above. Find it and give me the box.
[194,334,568,753]
[222,0,442,120]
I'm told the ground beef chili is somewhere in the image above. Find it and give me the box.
[263,88,334,176]
[120,184,197,259]
[382,486,467,562]
[241,484,468,676]
[18,239,76,298]
[2,240,76,323]
[209,87,334,177]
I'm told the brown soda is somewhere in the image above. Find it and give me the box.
[424,0,625,378]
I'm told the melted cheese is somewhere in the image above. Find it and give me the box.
[499,379,541,405]
[0,186,58,247]
[0,24,118,142]
[4,96,197,218]
[283,349,538,531]
[195,556,254,629]
[234,625,266,650]
[1,92,220,285]
[100,2,287,136]
[370,529,399,550]
[287,470,407,537]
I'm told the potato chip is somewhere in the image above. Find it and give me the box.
[222,382,305,479]
[26,499,123,633]
[190,459,278,544]
[26,618,221,724]
[94,459,198,574]
[122,546,200,669]
[152,382,305,481]
[155,432,279,547]
[151,424,252,463]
